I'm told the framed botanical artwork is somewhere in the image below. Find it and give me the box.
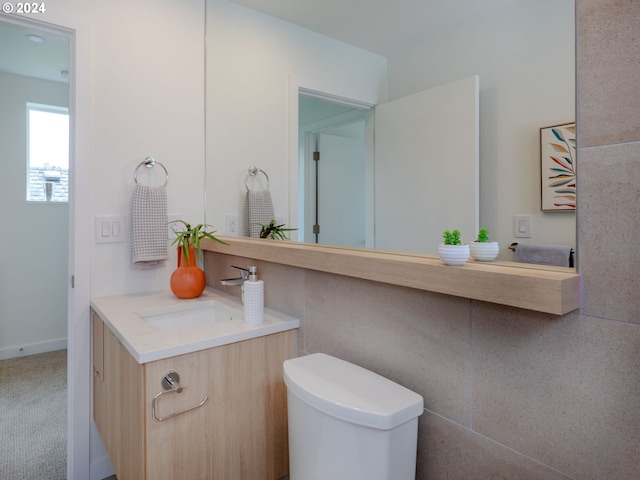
[540,122,576,212]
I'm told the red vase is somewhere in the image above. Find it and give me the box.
[170,245,206,299]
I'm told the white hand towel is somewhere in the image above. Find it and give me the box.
[245,189,275,238]
[515,244,572,267]
[131,184,168,266]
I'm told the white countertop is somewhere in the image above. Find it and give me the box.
[90,288,300,364]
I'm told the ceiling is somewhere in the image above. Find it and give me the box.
[230,0,527,57]
[0,22,68,83]
[0,0,525,82]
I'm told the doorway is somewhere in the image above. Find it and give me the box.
[0,16,72,478]
[294,77,479,255]
[298,93,372,247]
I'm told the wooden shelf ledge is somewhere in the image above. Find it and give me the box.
[202,237,580,316]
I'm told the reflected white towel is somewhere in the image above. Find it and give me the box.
[515,244,572,267]
[245,189,274,238]
[131,184,168,266]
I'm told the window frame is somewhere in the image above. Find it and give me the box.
[26,102,70,203]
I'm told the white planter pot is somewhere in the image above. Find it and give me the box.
[438,244,470,266]
[469,241,499,261]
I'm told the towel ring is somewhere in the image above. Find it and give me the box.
[134,157,169,187]
[245,166,269,191]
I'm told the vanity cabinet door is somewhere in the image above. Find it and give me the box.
[144,330,296,480]
[207,330,295,479]
[144,348,212,480]
[93,313,146,480]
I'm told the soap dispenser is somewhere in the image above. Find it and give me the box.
[243,266,264,325]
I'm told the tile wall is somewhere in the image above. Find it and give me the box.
[204,2,640,477]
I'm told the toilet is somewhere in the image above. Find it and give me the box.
[283,353,424,480]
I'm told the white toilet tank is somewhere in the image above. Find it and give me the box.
[283,353,424,480]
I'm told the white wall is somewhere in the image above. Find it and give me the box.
[14,1,206,478]
[387,0,576,258]
[0,72,68,358]
[88,2,206,296]
[375,76,479,253]
[204,0,387,234]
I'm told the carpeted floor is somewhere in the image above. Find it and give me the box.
[0,349,67,479]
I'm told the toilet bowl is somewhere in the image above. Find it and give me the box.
[283,353,424,480]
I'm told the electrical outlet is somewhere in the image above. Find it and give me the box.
[168,214,182,239]
[225,214,239,236]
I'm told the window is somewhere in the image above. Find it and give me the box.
[26,103,69,202]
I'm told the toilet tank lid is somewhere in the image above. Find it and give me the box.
[283,353,424,431]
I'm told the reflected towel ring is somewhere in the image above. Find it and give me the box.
[245,166,269,191]
[134,156,169,187]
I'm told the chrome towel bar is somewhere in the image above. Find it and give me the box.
[151,371,208,422]
[134,156,169,187]
[245,165,269,191]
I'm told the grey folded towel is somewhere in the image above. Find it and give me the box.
[245,189,275,238]
[131,184,168,266]
[515,244,572,267]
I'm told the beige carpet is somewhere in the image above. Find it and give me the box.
[0,349,67,479]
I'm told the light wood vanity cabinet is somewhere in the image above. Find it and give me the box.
[92,313,296,480]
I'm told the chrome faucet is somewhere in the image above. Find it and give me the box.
[220,266,249,287]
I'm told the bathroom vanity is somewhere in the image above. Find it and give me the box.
[91,289,299,480]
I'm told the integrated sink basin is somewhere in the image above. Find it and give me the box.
[136,300,237,333]
[91,289,300,363]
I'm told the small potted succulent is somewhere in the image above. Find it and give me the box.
[438,229,470,266]
[469,227,499,262]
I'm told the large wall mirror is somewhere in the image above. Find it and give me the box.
[205,0,575,266]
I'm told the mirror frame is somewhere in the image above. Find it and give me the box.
[288,75,380,236]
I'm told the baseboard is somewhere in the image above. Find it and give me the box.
[90,454,115,480]
[0,338,67,360]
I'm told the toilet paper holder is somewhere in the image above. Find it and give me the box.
[151,371,208,422]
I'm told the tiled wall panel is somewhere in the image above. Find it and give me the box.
[303,271,472,426]
[420,412,571,480]
[578,142,640,322]
[577,0,640,147]
[472,303,640,479]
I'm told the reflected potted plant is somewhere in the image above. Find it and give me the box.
[469,227,499,262]
[259,220,298,240]
[438,229,470,266]
[168,220,228,298]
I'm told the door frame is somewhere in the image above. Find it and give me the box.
[299,110,371,245]
[0,14,91,479]
[288,75,376,244]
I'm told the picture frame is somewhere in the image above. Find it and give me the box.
[540,122,576,212]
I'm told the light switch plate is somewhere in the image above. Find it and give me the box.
[514,215,531,238]
[95,216,126,243]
